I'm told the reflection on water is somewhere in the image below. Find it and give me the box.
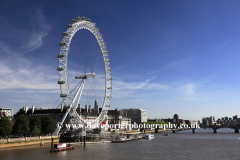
[0,128,239,160]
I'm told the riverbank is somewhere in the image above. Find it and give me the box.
[0,137,59,149]
[0,129,171,149]
[126,128,171,133]
[1,128,239,160]
[145,129,172,133]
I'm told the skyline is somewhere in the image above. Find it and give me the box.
[0,0,239,121]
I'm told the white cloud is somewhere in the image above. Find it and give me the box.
[212,39,233,53]
[0,57,58,90]
[180,83,197,94]
[0,9,51,56]
[179,74,216,101]
[112,75,169,100]
[20,9,51,54]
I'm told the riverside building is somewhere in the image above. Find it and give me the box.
[119,108,147,124]
[0,108,13,121]
[14,101,131,130]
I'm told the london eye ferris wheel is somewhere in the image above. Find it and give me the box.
[54,16,112,135]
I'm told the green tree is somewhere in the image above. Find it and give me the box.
[30,126,41,136]
[59,128,66,133]
[12,114,30,136]
[0,117,12,137]
[41,115,55,134]
[29,118,41,135]
[46,124,55,134]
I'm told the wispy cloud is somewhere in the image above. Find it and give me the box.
[112,75,169,100]
[0,9,51,56]
[0,57,58,90]
[180,83,196,94]
[0,10,54,90]
[179,74,216,98]
[20,9,51,54]
[135,77,155,89]
[212,39,233,53]
[0,42,14,55]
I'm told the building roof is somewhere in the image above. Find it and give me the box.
[14,108,68,118]
[14,107,124,118]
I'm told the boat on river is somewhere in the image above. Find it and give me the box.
[112,132,143,143]
[143,134,154,139]
[112,137,127,143]
[51,143,74,152]
[162,134,169,136]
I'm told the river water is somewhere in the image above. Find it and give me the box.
[1,128,239,160]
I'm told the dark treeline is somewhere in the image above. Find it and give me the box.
[0,114,56,138]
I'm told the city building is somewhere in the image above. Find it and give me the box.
[198,120,200,124]
[184,120,190,125]
[173,114,179,123]
[208,116,215,125]
[202,116,215,125]
[237,118,240,124]
[147,118,162,122]
[162,118,173,123]
[0,108,13,121]
[215,115,239,126]
[179,119,185,124]
[105,108,131,130]
[202,117,208,125]
[0,111,6,118]
[14,106,68,125]
[14,102,131,130]
[233,115,238,120]
[119,108,147,124]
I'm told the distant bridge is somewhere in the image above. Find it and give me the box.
[170,124,240,134]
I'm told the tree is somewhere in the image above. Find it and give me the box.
[0,117,12,137]
[41,115,55,134]
[60,128,66,133]
[29,118,41,135]
[12,114,29,136]
[46,124,55,134]
[30,126,41,136]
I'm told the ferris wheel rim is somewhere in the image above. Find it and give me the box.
[57,17,112,126]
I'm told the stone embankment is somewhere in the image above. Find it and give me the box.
[0,136,59,149]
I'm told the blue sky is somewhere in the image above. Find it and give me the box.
[0,0,239,121]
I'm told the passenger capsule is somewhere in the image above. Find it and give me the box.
[62,32,68,36]
[57,66,64,71]
[86,19,91,22]
[75,17,81,21]
[105,59,110,62]
[103,51,109,54]
[64,105,70,108]
[66,24,72,29]
[107,87,112,90]
[82,16,86,20]
[57,80,65,84]
[70,19,77,24]
[59,42,66,46]
[60,93,67,97]
[107,78,112,81]
[57,54,64,58]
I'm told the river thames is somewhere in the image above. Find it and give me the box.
[0,128,239,160]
